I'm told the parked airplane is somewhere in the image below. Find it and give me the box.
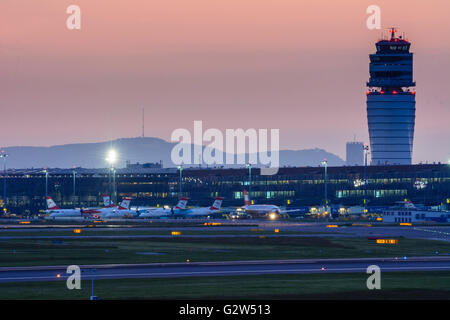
[233,190,299,219]
[82,197,133,219]
[45,197,82,219]
[102,195,116,208]
[104,197,134,218]
[174,197,224,217]
[81,195,116,215]
[138,198,189,218]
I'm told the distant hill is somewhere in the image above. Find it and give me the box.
[2,137,344,169]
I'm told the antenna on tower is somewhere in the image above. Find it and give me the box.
[389,27,397,40]
[142,108,145,138]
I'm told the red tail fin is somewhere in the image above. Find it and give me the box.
[46,197,60,210]
[243,190,250,206]
[210,197,224,210]
[118,197,132,210]
[175,197,189,210]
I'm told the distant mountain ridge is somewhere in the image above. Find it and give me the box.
[2,137,344,169]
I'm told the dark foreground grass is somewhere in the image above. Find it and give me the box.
[0,271,449,300]
[1,236,450,267]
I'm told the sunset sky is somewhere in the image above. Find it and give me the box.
[0,0,449,163]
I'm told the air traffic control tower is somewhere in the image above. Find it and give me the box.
[366,28,416,165]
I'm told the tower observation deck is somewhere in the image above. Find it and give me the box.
[366,28,416,165]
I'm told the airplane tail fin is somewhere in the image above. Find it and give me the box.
[118,197,132,210]
[175,197,189,210]
[210,197,224,210]
[405,200,416,209]
[46,197,60,210]
[103,195,112,208]
[243,190,250,206]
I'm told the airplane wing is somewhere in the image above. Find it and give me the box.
[280,209,302,213]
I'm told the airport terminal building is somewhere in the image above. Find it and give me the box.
[1,164,449,214]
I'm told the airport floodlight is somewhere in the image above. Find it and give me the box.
[106,149,117,165]
[363,146,370,213]
[42,168,49,202]
[72,169,78,207]
[0,151,8,211]
[178,165,183,196]
[105,150,117,204]
[246,162,252,202]
[321,159,328,207]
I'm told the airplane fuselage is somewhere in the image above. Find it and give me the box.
[138,207,183,218]
[46,209,82,219]
[243,205,281,214]
[175,208,220,217]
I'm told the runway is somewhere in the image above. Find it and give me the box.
[1,257,449,283]
[1,222,449,241]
